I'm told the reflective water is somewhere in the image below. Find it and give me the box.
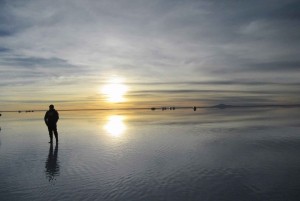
[0,108,300,201]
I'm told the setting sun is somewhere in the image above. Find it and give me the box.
[101,78,128,102]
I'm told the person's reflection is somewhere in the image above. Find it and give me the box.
[45,143,60,184]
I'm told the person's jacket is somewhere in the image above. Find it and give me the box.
[44,109,59,125]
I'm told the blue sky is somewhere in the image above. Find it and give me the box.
[1,0,300,110]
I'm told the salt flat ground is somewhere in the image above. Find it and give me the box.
[0,108,300,201]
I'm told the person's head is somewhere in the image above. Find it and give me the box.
[49,105,54,109]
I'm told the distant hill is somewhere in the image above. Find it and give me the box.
[210,103,300,109]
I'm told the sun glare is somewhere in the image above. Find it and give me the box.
[101,78,128,102]
[104,116,126,137]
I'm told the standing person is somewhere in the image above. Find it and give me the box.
[44,105,59,143]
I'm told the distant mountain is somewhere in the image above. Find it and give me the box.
[210,103,300,109]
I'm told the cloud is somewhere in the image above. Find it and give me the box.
[0,0,300,109]
[0,30,11,37]
[269,1,300,21]
[0,47,9,52]
[125,80,300,86]
[129,89,300,94]
[1,57,76,68]
[213,61,300,74]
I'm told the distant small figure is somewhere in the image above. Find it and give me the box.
[193,106,196,111]
[44,105,59,143]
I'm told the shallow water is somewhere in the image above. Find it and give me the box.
[0,108,300,201]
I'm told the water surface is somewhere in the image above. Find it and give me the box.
[0,108,300,201]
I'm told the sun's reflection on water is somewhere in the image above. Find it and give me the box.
[104,116,126,137]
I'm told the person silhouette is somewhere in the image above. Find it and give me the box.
[44,104,59,143]
[45,143,60,183]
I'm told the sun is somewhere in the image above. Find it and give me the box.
[101,78,128,102]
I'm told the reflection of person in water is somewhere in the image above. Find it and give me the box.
[45,143,60,183]
[44,104,59,143]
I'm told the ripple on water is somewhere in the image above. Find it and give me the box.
[1,123,300,200]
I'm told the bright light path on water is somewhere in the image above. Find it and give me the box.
[104,116,126,137]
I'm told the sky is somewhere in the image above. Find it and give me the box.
[1,0,300,111]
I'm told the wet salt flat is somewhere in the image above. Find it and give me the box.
[0,108,300,201]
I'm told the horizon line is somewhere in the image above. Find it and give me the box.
[1,103,300,113]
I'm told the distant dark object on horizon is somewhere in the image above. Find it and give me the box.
[151,107,156,111]
[0,113,2,116]
[193,106,196,111]
[161,107,175,111]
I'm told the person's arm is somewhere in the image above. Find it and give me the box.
[44,112,48,125]
[56,111,59,123]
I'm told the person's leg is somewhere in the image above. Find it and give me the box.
[53,124,58,143]
[48,126,53,143]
